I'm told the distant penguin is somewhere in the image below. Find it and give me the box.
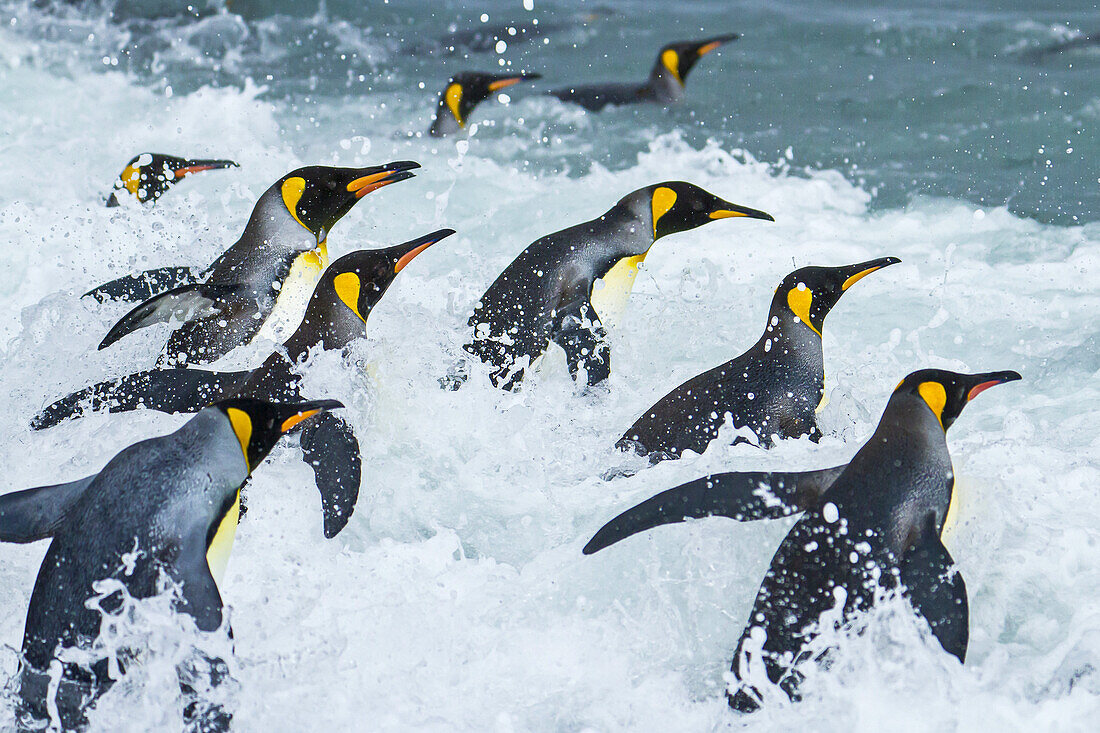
[617,258,900,463]
[429,71,542,137]
[86,161,419,366]
[105,152,238,208]
[464,181,773,390]
[1022,31,1100,61]
[32,230,454,537]
[0,397,343,731]
[549,34,739,111]
[585,368,1021,711]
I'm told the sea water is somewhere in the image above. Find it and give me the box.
[0,0,1097,730]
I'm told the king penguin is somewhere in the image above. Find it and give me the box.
[584,369,1021,711]
[429,71,542,137]
[105,152,238,208]
[32,230,455,537]
[464,181,773,390]
[549,34,739,111]
[0,396,343,731]
[617,258,900,463]
[85,161,419,367]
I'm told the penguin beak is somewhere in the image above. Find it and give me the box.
[695,34,740,56]
[346,161,421,199]
[173,159,239,179]
[393,228,456,274]
[708,202,775,222]
[487,73,542,92]
[965,371,1022,401]
[278,399,344,433]
[838,256,901,291]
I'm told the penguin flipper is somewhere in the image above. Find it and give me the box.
[83,266,204,303]
[551,300,610,387]
[32,368,250,429]
[583,465,846,554]
[900,518,969,663]
[299,412,361,539]
[98,283,234,350]
[0,474,97,543]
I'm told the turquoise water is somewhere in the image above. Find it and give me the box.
[0,1,1097,731]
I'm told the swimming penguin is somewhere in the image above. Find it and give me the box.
[106,152,238,208]
[428,71,542,137]
[548,34,739,111]
[0,396,343,731]
[464,181,773,390]
[86,161,419,365]
[585,368,1021,711]
[32,230,455,537]
[617,258,900,464]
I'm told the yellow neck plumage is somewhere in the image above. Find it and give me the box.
[206,490,241,585]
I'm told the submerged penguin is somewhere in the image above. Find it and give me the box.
[0,397,343,731]
[85,161,419,368]
[32,230,454,537]
[549,34,739,111]
[617,258,899,463]
[429,71,542,137]
[585,368,1021,710]
[464,181,773,390]
[105,153,238,208]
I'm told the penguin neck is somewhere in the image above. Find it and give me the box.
[281,285,369,360]
[754,306,826,386]
[240,188,321,257]
[830,393,954,552]
[429,102,463,137]
[646,62,685,103]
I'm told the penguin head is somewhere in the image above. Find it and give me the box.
[275,161,420,242]
[651,34,740,87]
[773,257,901,337]
[438,72,542,128]
[285,228,456,355]
[214,397,344,472]
[636,181,773,241]
[893,369,1021,430]
[107,153,238,207]
[325,228,457,327]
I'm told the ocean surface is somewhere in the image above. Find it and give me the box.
[0,0,1098,730]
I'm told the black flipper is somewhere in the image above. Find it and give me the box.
[84,266,205,304]
[299,412,361,539]
[583,465,847,555]
[175,541,233,732]
[900,517,969,663]
[0,474,97,543]
[551,301,610,387]
[98,283,236,350]
[32,368,250,429]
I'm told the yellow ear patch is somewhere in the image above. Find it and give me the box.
[651,186,678,239]
[661,49,682,84]
[226,407,252,470]
[918,381,948,428]
[281,176,309,232]
[120,164,142,195]
[787,286,821,337]
[445,83,465,127]
[333,272,366,323]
